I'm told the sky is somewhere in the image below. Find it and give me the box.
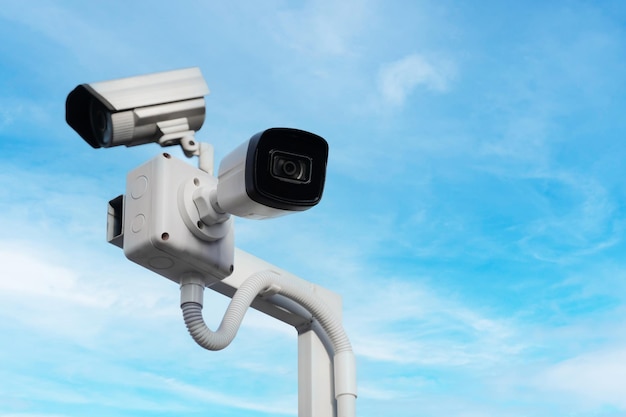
[1,0,626,416]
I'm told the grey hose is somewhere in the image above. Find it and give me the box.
[180,270,357,417]
[181,270,351,353]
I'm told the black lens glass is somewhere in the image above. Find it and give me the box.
[270,151,312,184]
[89,98,112,146]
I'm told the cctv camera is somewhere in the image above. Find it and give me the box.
[215,128,329,220]
[65,67,209,149]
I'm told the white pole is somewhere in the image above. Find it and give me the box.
[298,328,336,417]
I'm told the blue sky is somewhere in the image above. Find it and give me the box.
[2,1,626,416]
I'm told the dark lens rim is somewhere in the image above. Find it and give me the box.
[270,150,312,184]
[89,98,112,146]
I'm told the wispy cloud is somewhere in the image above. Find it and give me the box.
[156,375,297,415]
[0,101,21,129]
[0,2,139,74]
[0,98,55,136]
[344,277,523,368]
[534,346,626,408]
[378,53,455,106]
[273,0,371,59]
[508,169,619,263]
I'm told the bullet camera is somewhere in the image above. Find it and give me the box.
[65,67,209,149]
[216,128,329,219]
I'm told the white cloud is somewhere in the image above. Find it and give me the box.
[0,1,146,74]
[0,103,20,129]
[511,170,619,262]
[274,0,371,58]
[378,53,454,106]
[0,243,112,307]
[315,271,524,368]
[0,99,53,133]
[156,375,297,415]
[534,346,626,409]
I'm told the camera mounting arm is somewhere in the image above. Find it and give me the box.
[155,118,213,173]
[156,119,199,154]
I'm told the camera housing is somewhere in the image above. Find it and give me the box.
[65,67,209,149]
[216,128,329,219]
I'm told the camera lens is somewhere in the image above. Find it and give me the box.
[89,99,112,146]
[281,160,298,176]
[94,110,106,132]
[270,151,312,184]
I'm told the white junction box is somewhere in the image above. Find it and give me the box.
[108,152,235,285]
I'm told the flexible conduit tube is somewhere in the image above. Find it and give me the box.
[264,294,336,356]
[180,271,357,417]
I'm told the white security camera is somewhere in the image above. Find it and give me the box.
[65,67,209,149]
[215,128,329,219]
